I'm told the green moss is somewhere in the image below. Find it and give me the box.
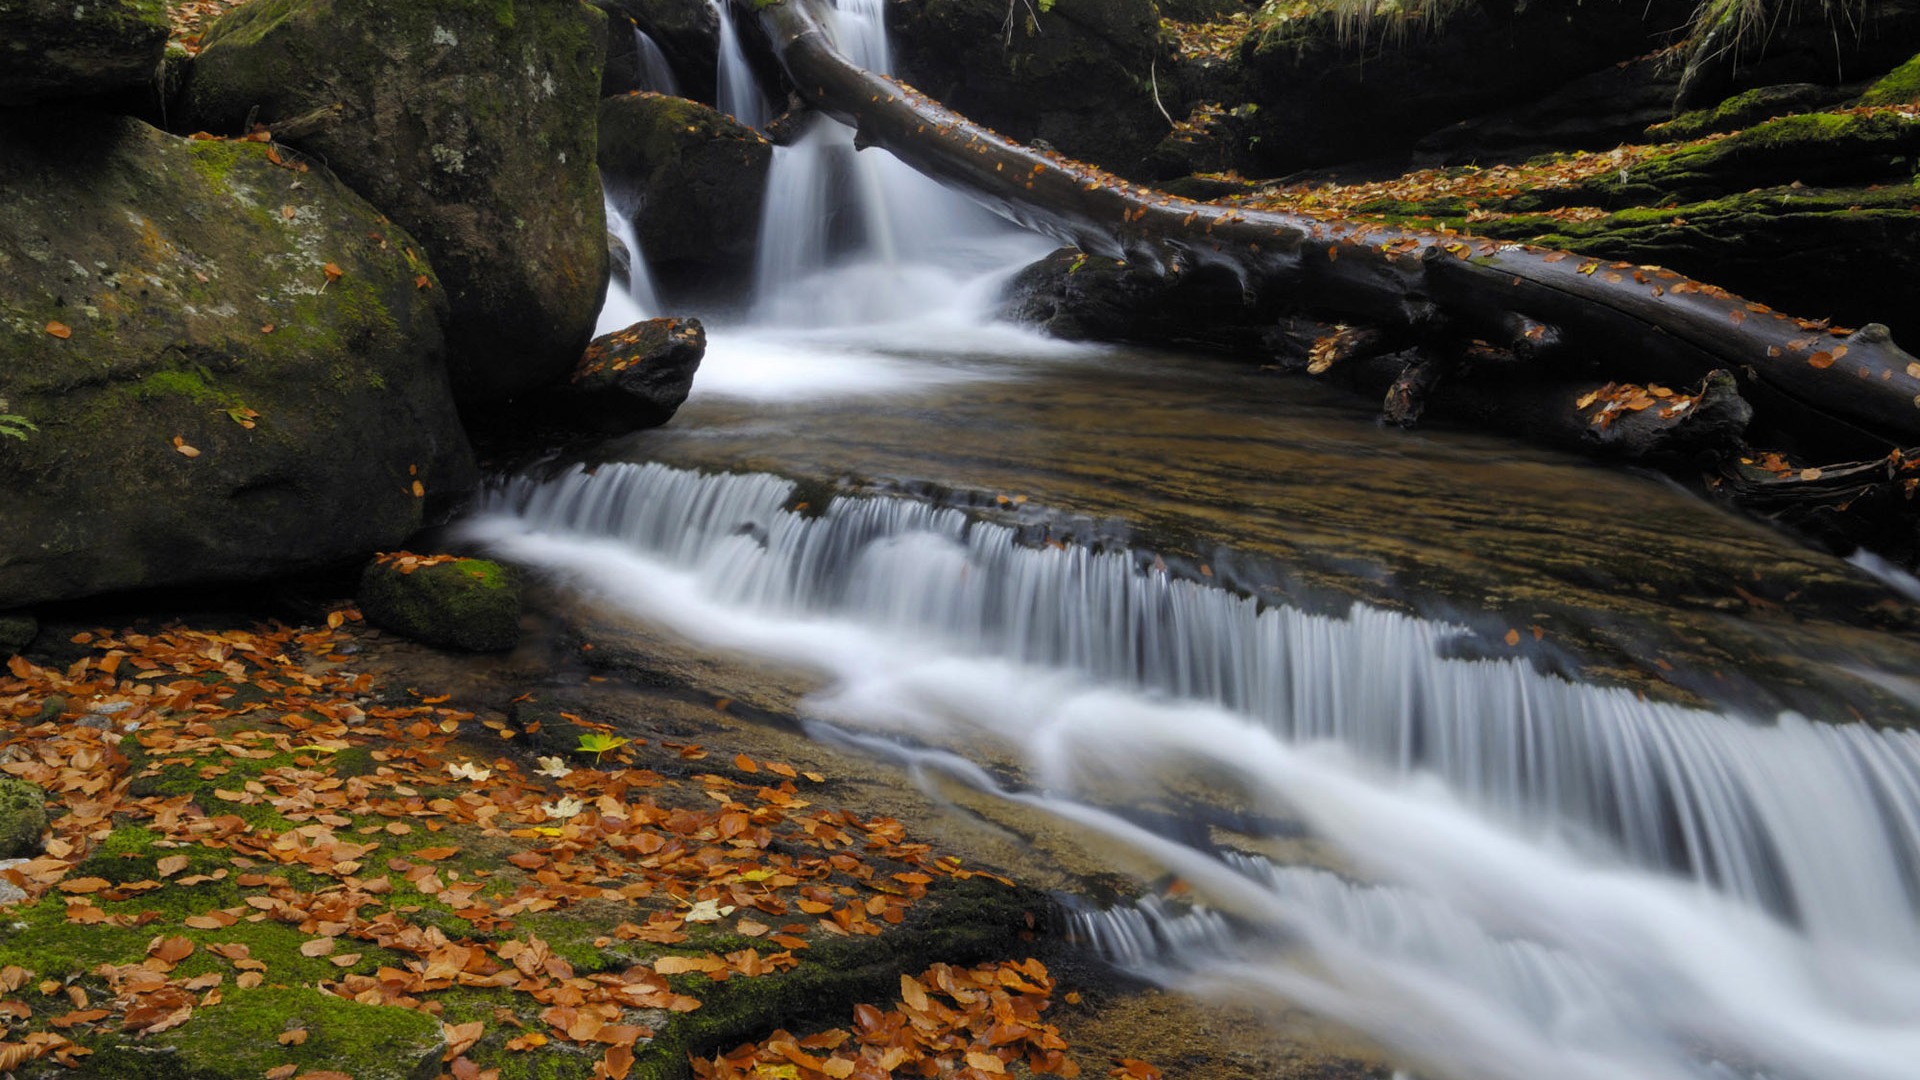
[133,368,224,406]
[1651,83,1844,142]
[0,778,45,858]
[71,987,444,1080]
[358,557,524,652]
[1859,52,1920,107]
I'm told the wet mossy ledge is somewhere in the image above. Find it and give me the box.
[0,613,1066,1079]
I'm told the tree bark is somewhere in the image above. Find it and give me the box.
[739,0,1920,457]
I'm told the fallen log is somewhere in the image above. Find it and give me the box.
[738,0,1920,457]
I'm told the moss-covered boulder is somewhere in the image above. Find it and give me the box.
[182,0,612,403]
[0,111,475,609]
[1857,51,1920,107]
[1648,83,1852,142]
[598,91,769,302]
[1581,108,1920,205]
[0,779,47,859]
[359,554,523,652]
[890,0,1168,174]
[0,0,169,106]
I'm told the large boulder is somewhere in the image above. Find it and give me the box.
[598,91,769,303]
[890,0,1169,174]
[0,112,475,608]
[182,0,612,403]
[0,0,169,106]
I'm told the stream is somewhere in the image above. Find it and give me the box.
[470,2,1920,1078]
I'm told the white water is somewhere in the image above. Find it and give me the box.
[466,461,1920,1080]
[554,9,1920,1072]
[595,196,659,337]
[631,29,681,96]
[708,0,771,131]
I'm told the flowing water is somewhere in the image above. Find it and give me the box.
[632,28,681,97]
[546,2,1920,1077]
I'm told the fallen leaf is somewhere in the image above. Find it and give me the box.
[44,321,72,340]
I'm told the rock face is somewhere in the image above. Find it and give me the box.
[595,0,717,100]
[598,92,768,302]
[183,0,612,403]
[358,554,523,652]
[0,112,474,609]
[0,0,169,106]
[890,0,1167,174]
[1229,0,1697,174]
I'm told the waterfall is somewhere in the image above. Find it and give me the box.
[708,0,771,131]
[595,195,659,336]
[742,0,1025,325]
[466,461,1920,1080]
[632,28,681,96]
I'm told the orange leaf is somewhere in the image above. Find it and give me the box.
[411,846,460,861]
[733,753,758,773]
[156,855,191,878]
[149,936,195,964]
[899,973,929,1012]
[44,320,72,339]
[322,263,344,285]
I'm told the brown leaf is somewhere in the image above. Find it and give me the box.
[156,855,191,878]
[299,937,337,958]
[148,936,195,964]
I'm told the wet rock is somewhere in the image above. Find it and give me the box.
[0,111,474,608]
[543,316,706,433]
[0,779,47,859]
[890,0,1168,174]
[359,554,523,653]
[182,0,611,403]
[598,92,769,303]
[0,0,168,106]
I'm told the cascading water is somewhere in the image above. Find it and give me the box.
[594,196,659,337]
[708,0,771,131]
[465,460,1920,1080]
[514,2,1920,1076]
[631,28,681,96]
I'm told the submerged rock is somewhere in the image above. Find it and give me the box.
[0,0,169,106]
[0,111,474,608]
[182,0,611,403]
[598,91,769,303]
[359,553,523,653]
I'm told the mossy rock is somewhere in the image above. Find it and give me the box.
[69,987,443,1080]
[1646,83,1850,142]
[183,0,612,403]
[0,0,168,106]
[0,112,475,609]
[1857,51,1920,107]
[598,92,770,302]
[0,611,35,656]
[1584,108,1920,204]
[359,555,524,652]
[0,779,47,859]
[1476,184,1920,338]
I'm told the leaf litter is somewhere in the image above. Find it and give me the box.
[0,611,1140,1079]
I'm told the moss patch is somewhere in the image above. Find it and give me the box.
[358,554,524,652]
